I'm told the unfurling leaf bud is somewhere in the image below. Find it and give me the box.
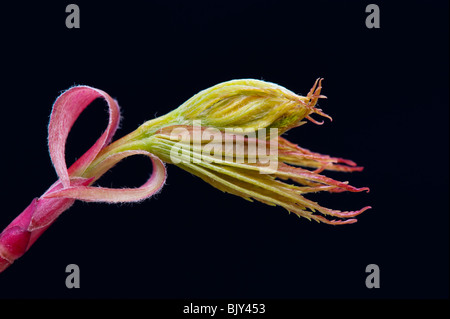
[136,78,329,138]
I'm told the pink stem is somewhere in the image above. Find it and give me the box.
[0,178,92,272]
[0,85,167,273]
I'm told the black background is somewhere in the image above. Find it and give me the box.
[0,0,448,303]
